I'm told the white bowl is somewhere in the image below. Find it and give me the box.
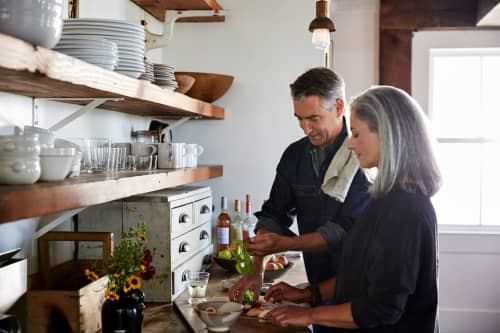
[195,301,243,332]
[0,134,40,158]
[0,0,63,48]
[39,147,75,181]
[0,157,41,185]
[22,126,55,148]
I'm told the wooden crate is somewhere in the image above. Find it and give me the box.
[27,232,113,333]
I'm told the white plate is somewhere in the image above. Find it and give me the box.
[116,70,143,78]
[64,18,144,32]
[62,28,145,40]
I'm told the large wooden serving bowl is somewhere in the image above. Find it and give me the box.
[174,74,196,94]
[175,71,234,103]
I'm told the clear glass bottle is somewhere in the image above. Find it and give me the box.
[216,196,231,253]
[231,199,243,243]
[242,194,255,240]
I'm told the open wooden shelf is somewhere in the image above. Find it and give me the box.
[0,33,224,119]
[131,0,225,22]
[0,165,223,224]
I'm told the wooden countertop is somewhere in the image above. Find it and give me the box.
[142,256,310,333]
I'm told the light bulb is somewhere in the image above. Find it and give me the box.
[312,28,330,52]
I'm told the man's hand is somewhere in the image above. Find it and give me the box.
[228,272,262,303]
[264,282,310,303]
[267,306,313,327]
[247,232,290,256]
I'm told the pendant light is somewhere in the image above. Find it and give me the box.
[309,0,335,53]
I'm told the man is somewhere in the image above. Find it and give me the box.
[229,68,371,332]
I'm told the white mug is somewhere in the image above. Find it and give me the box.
[185,144,204,168]
[131,142,157,156]
[158,143,186,169]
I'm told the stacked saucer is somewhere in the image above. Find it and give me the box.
[153,63,178,90]
[139,58,154,82]
[54,35,118,71]
[62,18,145,78]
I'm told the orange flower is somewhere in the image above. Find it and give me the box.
[139,233,148,242]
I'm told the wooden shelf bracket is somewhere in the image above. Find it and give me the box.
[35,97,124,132]
[143,9,228,50]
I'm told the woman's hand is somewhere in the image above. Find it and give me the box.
[264,282,310,303]
[267,305,313,327]
[228,273,262,303]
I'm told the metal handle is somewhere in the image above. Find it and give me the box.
[179,241,191,253]
[181,270,190,282]
[200,205,211,214]
[200,230,209,240]
[179,213,191,223]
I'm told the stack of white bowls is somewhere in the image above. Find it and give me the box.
[0,134,41,185]
[39,147,76,181]
[153,64,178,90]
[0,0,63,48]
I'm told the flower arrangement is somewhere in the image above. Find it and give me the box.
[85,223,156,301]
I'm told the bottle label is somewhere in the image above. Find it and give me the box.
[217,227,230,245]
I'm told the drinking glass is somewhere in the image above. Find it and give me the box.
[187,271,210,304]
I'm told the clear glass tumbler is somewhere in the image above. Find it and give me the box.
[187,271,210,304]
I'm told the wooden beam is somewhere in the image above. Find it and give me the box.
[379,29,412,94]
[380,0,477,30]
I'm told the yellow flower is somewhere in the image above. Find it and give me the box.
[105,285,120,300]
[112,273,120,278]
[139,233,148,242]
[84,269,99,281]
[127,275,142,290]
[106,291,119,301]
[140,265,145,272]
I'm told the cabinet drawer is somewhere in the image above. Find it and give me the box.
[171,203,194,237]
[171,222,212,267]
[194,197,212,226]
[172,244,212,297]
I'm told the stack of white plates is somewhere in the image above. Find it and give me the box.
[139,58,154,82]
[62,18,145,78]
[54,36,118,71]
[153,63,178,90]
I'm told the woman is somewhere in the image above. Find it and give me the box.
[265,86,441,333]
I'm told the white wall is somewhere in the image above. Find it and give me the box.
[165,0,379,213]
[412,30,500,333]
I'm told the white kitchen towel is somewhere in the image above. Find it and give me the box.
[321,137,360,202]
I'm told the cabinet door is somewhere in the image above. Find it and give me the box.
[171,244,213,298]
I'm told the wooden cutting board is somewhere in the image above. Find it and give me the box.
[174,297,310,333]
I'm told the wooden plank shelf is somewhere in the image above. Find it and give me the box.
[0,33,224,119]
[0,165,223,224]
[131,0,225,22]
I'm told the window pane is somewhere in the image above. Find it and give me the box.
[431,56,481,138]
[432,143,480,225]
[482,56,500,138]
[481,142,500,226]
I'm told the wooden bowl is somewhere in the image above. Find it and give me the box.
[175,72,234,103]
[213,256,237,272]
[174,74,196,94]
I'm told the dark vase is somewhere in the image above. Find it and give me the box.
[101,289,145,333]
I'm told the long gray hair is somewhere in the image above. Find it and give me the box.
[349,86,442,198]
[290,67,345,110]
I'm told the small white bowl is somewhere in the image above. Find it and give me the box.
[195,301,243,332]
[0,134,40,158]
[39,147,75,181]
[0,158,41,185]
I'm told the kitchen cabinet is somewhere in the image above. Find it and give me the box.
[0,31,228,224]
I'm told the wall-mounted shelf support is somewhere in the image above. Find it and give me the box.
[151,116,194,137]
[35,97,124,132]
[31,208,86,252]
[143,9,228,50]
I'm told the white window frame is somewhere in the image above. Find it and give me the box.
[412,30,500,234]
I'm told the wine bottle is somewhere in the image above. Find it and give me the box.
[216,196,231,253]
[231,199,243,243]
[243,194,255,240]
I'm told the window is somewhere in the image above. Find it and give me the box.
[429,48,500,227]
